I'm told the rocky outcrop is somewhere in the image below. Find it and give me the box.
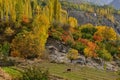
[46,38,70,63]
[46,38,120,71]
[46,45,70,63]
[46,38,69,53]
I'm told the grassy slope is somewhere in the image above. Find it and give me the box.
[2,67,22,79]
[2,62,119,80]
[40,62,119,80]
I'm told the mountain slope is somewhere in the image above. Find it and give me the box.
[110,0,120,9]
[61,0,113,5]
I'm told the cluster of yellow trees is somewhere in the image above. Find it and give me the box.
[61,1,115,23]
[80,4,115,23]
[0,0,78,58]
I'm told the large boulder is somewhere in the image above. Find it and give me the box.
[46,38,69,53]
[72,55,86,65]
[47,45,70,63]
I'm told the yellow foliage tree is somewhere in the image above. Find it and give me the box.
[95,26,117,41]
[32,13,50,56]
[67,49,79,63]
[68,17,78,28]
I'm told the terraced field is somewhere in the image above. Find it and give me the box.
[40,62,119,80]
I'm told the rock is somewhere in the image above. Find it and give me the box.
[49,50,69,63]
[85,58,94,68]
[115,60,120,67]
[72,55,86,65]
[0,67,12,80]
[106,63,113,71]
[93,58,104,66]
[46,40,70,63]
[46,38,69,53]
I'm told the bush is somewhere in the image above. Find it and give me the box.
[20,66,49,80]
[72,42,85,53]
[82,33,93,40]
[11,32,39,59]
[66,39,74,47]
[72,31,81,40]
[97,49,113,61]
[50,30,62,40]
[1,42,10,56]
[0,42,10,59]
[67,48,79,62]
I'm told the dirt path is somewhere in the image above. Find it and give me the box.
[0,67,12,80]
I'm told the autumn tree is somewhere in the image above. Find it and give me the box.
[32,13,50,56]
[95,26,117,41]
[67,48,79,63]
[68,17,78,28]
[10,0,50,58]
[79,24,97,40]
[11,13,50,58]
[84,41,98,58]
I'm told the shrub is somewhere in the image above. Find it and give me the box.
[80,24,97,35]
[72,31,81,40]
[97,49,113,61]
[68,17,78,28]
[2,42,10,56]
[20,66,49,80]
[72,42,85,53]
[50,30,62,40]
[11,32,39,59]
[66,39,74,47]
[67,48,79,63]
[0,42,10,59]
[4,27,14,36]
[81,33,93,40]
[79,24,97,40]
[84,47,97,58]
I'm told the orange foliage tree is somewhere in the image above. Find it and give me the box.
[84,41,98,58]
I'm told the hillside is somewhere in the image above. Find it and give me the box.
[0,0,120,80]
[60,0,113,5]
[61,1,120,34]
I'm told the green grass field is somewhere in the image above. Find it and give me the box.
[40,62,119,80]
[2,62,120,80]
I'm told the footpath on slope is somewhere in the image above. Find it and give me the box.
[0,67,12,80]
